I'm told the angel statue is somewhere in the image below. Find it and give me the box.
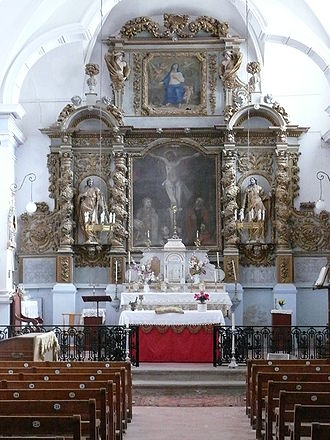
[219,49,243,88]
[104,51,130,91]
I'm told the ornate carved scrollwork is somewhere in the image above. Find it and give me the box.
[291,208,329,251]
[111,153,129,250]
[47,153,60,201]
[119,14,229,39]
[57,255,72,283]
[56,104,75,126]
[208,54,217,115]
[237,151,274,175]
[20,203,57,254]
[222,150,239,246]
[58,151,74,248]
[239,243,275,267]
[133,53,142,114]
[74,245,111,267]
[275,151,291,247]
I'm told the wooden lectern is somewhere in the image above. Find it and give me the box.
[82,295,112,326]
[271,309,292,352]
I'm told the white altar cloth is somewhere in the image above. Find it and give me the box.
[118,310,225,326]
[120,292,232,313]
[82,308,106,323]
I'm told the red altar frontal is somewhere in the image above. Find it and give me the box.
[139,325,214,362]
[119,310,225,363]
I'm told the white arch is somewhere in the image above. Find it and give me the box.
[228,104,285,130]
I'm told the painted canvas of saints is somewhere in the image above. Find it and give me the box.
[142,53,206,115]
[131,145,219,249]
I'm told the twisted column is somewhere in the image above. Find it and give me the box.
[111,152,128,252]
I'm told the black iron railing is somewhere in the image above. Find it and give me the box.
[1,325,328,367]
[0,325,139,365]
[213,326,330,366]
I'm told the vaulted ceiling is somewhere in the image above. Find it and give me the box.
[0,0,329,104]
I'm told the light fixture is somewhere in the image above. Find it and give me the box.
[315,171,330,214]
[10,173,37,215]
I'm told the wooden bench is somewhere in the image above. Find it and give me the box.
[0,381,113,440]
[0,414,82,440]
[245,358,330,416]
[265,381,330,440]
[289,404,330,440]
[311,422,330,440]
[0,399,97,440]
[0,370,123,440]
[255,371,330,439]
[275,391,330,440]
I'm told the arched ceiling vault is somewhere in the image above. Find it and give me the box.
[0,0,329,104]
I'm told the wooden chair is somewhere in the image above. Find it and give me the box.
[62,313,82,327]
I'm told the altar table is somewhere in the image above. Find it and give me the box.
[120,291,232,314]
[119,310,225,363]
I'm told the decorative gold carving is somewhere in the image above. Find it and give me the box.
[133,53,142,114]
[219,49,243,89]
[141,52,207,116]
[277,254,293,283]
[56,255,73,283]
[74,245,111,267]
[74,153,112,183]
[222,150,239,246]
[120,15,229,39]
[272,101,290,124]
[20,203,57,254]
[58,151,74,248]
[237,151,274,174]
[247,61,261,93]
[235,134,277,146]
[111,153,129,251]
[291,208,329,251]
[56,104,75,126]
[208,54,217,114]
[47,153,60,201]
[106,104,124,126]
[224,255,239,283]
[289,152,300,200]
[275,151,291,247]
[239,243,275,267]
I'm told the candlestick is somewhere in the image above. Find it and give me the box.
[216,251,220,268]
[231,312,235,330]
[115,260,118,283]
[232,260,237,282]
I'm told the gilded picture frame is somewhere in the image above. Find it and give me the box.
[141,52,207,116]
[129,145,220,250]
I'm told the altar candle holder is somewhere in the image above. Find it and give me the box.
[145,238,151,249]
[194,237,201,249]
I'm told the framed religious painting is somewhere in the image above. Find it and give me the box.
[141,52,207,116]
[129,144,220,250]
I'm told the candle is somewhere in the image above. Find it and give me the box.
[262,210,265,221]
[147,230,150,239]
[115,260,118,283]
[232,312,235,330]
[109,212,113,223]
[234,209,237,221]
[113,213,116,223]
[232,260,237,282]
[196,230,199,239]
[128,268,131,283]
[216,251,220,268]
[214,270,217,283]
[128,251,131,266]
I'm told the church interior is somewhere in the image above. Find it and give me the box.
[0,0,329,438]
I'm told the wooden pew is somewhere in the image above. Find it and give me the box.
[0,414,82,440]
[254,372,330,439]
[265,381,330,440]
[0,370,123,440]
[311,422,330,440]
[276,391,330,440]
[0,399,97,440]
[0,382,113,440]
[245,358,330,416]
[289,404,330,440]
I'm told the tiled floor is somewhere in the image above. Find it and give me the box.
[125,406,257,440]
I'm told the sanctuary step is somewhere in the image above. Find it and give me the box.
[132,363,246,405]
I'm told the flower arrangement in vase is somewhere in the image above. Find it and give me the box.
[278,299,286,309]
[132,260,155,289]
[194,290,210,312]
[189,255,206,285]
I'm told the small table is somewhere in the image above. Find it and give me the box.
[271,309,292,352]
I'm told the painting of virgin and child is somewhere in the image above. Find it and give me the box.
[142,53,206,114]
[131,145,219,249]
